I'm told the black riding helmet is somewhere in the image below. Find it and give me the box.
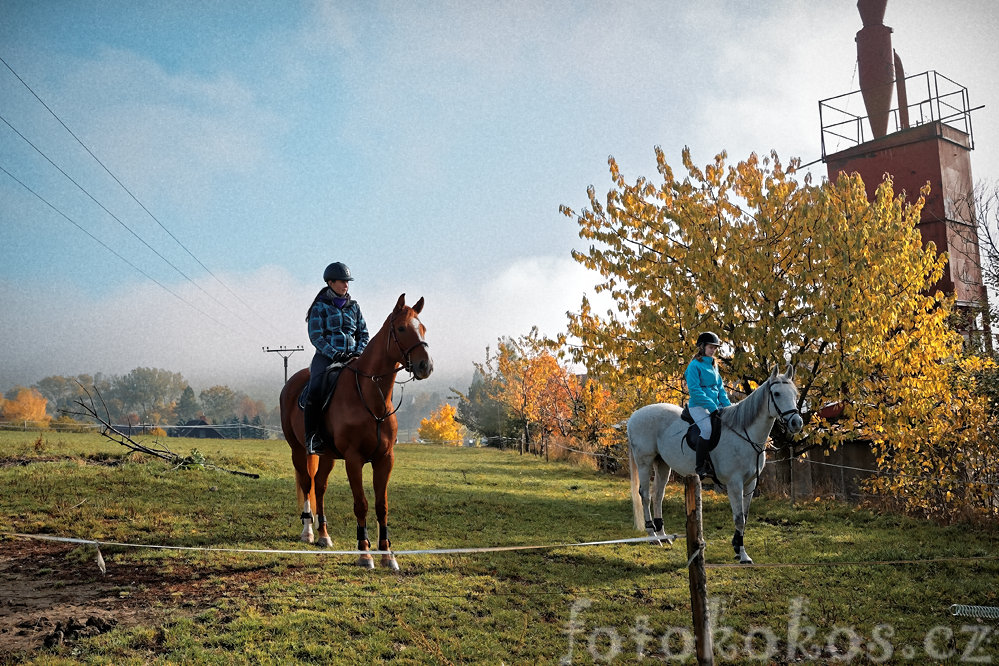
[696,331,721,347]
[323,262,353,283]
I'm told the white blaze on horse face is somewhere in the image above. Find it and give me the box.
[409,316,423,340]
[408,316,433,377]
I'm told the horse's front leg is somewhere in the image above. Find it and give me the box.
[727,480,753,564]
[371,452,398,570]
[344,455,373,569]
[312,455,336,548]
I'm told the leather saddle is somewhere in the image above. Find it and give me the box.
[297,362,347,412]
[297,363,349,456]
[680,405,722,452]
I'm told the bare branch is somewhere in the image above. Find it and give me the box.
[65,384,259,479]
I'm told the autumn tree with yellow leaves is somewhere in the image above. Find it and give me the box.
[0,387,51,425]
[561,148,998,521]
[418,403,465,445]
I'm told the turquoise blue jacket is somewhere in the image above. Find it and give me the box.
[685,356,731,412]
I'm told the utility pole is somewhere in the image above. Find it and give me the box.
[263,346,305,384]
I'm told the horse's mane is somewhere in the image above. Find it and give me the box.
[719,375,794,431]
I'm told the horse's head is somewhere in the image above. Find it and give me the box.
[387,294,433,380]
[767,364,803,434]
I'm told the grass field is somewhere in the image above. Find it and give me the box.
[1,430,997,664]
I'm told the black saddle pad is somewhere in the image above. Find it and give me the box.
[682,406,722,452]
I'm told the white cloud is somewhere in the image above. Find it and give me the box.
[419,255,611,378]
[58,48,285,213]
[0,256,610,403]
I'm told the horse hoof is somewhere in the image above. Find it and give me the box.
[658,533,676,546]
[357,555,375,569]
[316,536,333,548]
[381,555,399,570]
[300,532,314,545]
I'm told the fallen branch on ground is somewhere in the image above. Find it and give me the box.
[63,384,259,479]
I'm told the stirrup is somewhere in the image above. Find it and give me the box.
[305,433,323,455]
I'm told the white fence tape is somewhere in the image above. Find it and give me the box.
[8,532,674,556]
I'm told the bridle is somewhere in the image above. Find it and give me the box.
[768,380,802,430]
[387,310,430,375]
[726,379,801,454]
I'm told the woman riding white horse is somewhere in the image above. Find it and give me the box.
[628,363,804,564]
[685,332,731,479]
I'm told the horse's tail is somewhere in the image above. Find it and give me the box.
[627,429,644,531]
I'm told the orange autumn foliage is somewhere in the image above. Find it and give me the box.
[1,387,51,424]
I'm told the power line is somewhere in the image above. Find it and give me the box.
[0,56,261,315]
[0,162,230,331]
[0,110,275,339]
[0,56,281,338]
[1,56,278,334]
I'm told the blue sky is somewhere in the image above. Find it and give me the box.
[2,1,998,403]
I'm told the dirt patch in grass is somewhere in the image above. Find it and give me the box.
[0,539,264,662]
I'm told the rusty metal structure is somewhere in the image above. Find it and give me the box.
[820,0,988,338]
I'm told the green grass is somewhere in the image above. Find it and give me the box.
[1,431,997,664]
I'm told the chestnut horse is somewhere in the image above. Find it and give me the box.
[279,294,432,569]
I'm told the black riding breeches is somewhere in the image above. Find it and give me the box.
[306,353,333,406]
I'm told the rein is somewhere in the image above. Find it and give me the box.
[726,380,801,448]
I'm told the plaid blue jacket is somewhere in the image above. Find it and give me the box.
[307,290,369,361]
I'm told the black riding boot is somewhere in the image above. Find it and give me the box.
[694,436,710,479]
[303,399,322,454]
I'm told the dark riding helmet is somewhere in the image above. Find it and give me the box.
[323,262,353,283]
[696,331,721,347]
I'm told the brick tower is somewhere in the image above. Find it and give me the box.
[819,0,987,339]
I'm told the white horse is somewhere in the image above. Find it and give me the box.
[627,365,804,564]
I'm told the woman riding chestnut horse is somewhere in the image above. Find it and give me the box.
[280,265,432,569]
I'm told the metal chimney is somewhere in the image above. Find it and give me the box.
[856,0,894,138]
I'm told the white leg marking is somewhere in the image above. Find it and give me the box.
[300,499,315,544]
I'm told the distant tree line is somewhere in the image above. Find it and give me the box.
[2,368,275,438]
[2,367,449,442]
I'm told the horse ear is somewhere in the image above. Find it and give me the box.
[785,363,795,380]
[413,297,424,314]
[395,294,406,311]
[770,366,779,380]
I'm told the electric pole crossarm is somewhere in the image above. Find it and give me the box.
[263,346,305,383]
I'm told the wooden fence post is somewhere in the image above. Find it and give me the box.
[686,475,713,665]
